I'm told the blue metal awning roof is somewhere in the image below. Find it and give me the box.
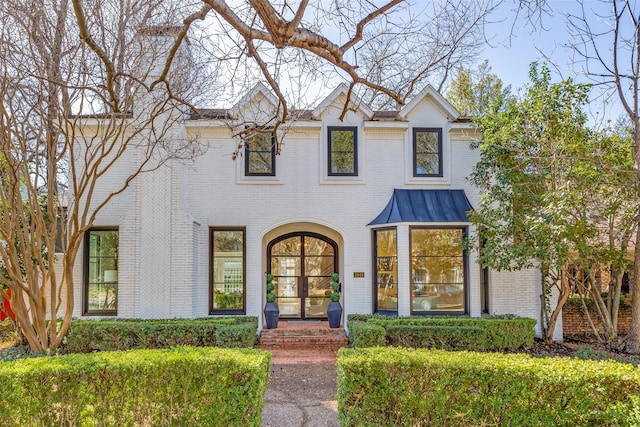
[368,189,473,225]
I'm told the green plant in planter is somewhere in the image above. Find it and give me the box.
[266,274,276,303]
[331,273,340,302]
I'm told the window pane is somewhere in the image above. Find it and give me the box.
[271,256,301,276]
[246,132,274,175]
[375,229,398,312]
[412,229,463,256]
[213,230,243,252]
[414,128,442,177]
[329,127,357,175]
[415,131,439,152]
[411,228,465,313]
[212,229,244,311]
[376,229,397,257]
[331,152,355,174]
[271,237,301,255]
[248,152,273,174]
[305,237,334,256]
[415,153,439,175]
[86,230,118,313]
[330,130,355,150]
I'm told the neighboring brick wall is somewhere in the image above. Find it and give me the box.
[562,303,631,336]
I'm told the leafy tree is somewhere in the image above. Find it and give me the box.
[446,60,510,117]
[469,63,627,342]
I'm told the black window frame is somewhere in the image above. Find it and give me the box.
[409,226,468,315]
[83,227,119,316]
[244,130,276,176]
[372,227,398,314]
[327,126,358,176]
[413,127,443,177]
[209,227,247,315]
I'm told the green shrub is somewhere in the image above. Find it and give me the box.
[66,317,257,353]
[386,325,486,351]
[364,316,535,351]
[348,322,386,347]
[215,323,258,348]
[337,347,640,427]
[0,346,270,426]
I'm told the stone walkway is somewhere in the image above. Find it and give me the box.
[261,360,340,427]
[259,321,345,426]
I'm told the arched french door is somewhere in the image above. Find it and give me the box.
[268,232,338,319]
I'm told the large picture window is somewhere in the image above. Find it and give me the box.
[374,228,398,312]
[328,126,357,176]
[210,228,245,314]
[413,128,443,177]
[84,228,118,315]
[245,131,275,176]
[410,227,466,313]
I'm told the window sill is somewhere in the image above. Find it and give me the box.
[236,176,283,185]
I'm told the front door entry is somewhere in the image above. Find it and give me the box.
[268,233,338,319]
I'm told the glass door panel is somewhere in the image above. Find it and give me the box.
[269,233,337,319]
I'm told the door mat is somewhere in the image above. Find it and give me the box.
[286,320,322,324]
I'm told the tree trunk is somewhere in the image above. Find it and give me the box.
[625,220,640,354]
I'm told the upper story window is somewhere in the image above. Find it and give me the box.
[413,128,443,177]
[84,228,119,315]
[328,126,358,176]
[245,131,275,176]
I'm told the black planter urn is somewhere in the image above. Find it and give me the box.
[327,301,342,328]
[264,302,279,329]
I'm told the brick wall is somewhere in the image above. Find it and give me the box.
[562,303,631,336]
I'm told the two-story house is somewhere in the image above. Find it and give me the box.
[73,80,550,337]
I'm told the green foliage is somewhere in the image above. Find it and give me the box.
[565,294,631,310]
[266,273,276,304]
[66,317,257,353]
[574,346,640,367]
[0,346,270,426]
[470,63,636,274]
[331,272,341,302]
[337,347,640,426]
[446,60,510,117]
[386,325,487,351]
[348,322,387,347]
[215,322,258,348]
[348,315,535,351]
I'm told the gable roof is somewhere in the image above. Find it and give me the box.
[229,82,279,118]
[369,189,473,225]
[399,84,460,121]
[311,83,374,120]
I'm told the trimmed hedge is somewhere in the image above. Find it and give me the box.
[386,325,487,351]
[337,347,640,427]
[0,346,270,426]
[66,317,258,353]
[348,321,386,348]
[347,314,535,351]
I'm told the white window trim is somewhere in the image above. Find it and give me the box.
[404,124,451,185]
[320,123,366,185]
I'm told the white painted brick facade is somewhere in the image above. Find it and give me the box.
[72,84,550,337]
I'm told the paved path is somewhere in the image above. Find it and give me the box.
[261,354,340,427]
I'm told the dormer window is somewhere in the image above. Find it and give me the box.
[328,126,358,176]
[413,128,443,177]
[245,131,275,176]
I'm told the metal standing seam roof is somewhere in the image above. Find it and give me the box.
[368,189,474,225]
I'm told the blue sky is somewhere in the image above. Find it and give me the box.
[480,0,626,124]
